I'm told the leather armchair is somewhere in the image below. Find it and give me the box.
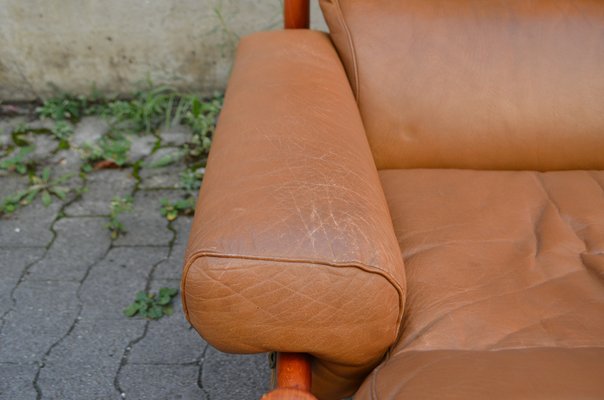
[182,1,604,399]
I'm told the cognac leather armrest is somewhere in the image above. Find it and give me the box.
[181,31,406,399]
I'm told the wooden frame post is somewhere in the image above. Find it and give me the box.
[284,0,310,29]
[262,353,317,399]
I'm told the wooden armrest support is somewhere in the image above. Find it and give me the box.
[284,0,310,29]
[262,353,317,400]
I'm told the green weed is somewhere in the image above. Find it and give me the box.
[179,168,204,193]
[0,167,72,214]
[106,196,133,239]
[51,120,74,143]
[80,134,131,172]
[0,146,34,174]
[180,94,222,158]
[160,197,195,221]
[99,86,222,148]
[145,149,185,169]
[123,288,179,320]
[103,85,175,134]
[37,95,88,122]
[10,123,35,147]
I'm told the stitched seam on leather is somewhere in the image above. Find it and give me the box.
[333,0,360,102]
[181,257,192,319]
[182,250,405,340]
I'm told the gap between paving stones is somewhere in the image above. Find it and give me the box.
[112,213,197,399]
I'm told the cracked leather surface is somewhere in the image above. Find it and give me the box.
[354,169,604,399]
[320,0,604,170]
[181,31,405,400]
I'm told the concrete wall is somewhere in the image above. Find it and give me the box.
[0,1,327,100]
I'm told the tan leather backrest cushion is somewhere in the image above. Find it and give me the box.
[320,0,604,170]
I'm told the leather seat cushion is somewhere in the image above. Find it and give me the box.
[357,169,604,399]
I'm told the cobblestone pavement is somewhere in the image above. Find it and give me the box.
[0,116,271,399]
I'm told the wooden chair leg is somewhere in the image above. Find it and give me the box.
[261,353,317,400]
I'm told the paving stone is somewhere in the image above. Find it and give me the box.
[0,116,27,142]
[46,316,145,365]
[23,119,55,131]
[27,217,111,281]
[79,246,168,319]
[202,347,271,400]
[148,278,180,292]
[49,164,84,196]
[158,125,191,147]
[120,364,206,400]
[0,247,46,281]
[0,147,33,178]
[0,154,83,194]
[0,248,46,316]
[144,147,184,168]
[113,190,176,246]
[70,117,109,147]
[0,172,28,194]
[128,134,157,162]
[0,281,16,319]
[171,237,188,263]
[36,362,118,400]
[0,200,61,247]
[0,280,80,363]
[154,255,184,280]
[0,363,38,400]
[49,147,83,176]
[0,127,13,146]
[129,292,204,365]
[154,217,191,279]
[172,217,193,246]
[64,169,135,216]
[27,133,58,163]
[139,164,183,190]
[0,121,57,169]
[170,217,191,260]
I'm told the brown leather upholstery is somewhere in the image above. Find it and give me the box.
[320,0,604,170]
[354,169,604,398]
[181,31,405,399]
[355,348,604,399]
[382,170,604,353]
[183,2,604,399]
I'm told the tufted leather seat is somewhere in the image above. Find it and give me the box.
[363,170,604,398]
[182,1,604,398]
